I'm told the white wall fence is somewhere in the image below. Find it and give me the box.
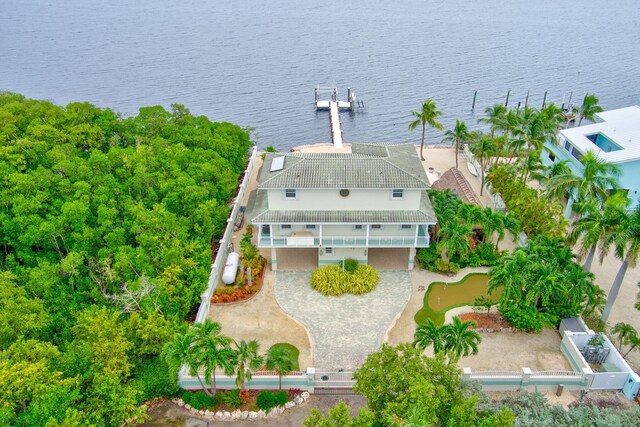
[462,367,591,392]
[179,370,314,392]
[195,146,258,324]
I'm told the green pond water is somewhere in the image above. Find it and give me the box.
[415,273,501,325]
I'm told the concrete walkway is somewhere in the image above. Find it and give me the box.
[274,270,411,370]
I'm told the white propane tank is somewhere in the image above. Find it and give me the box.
[222,252,240,285]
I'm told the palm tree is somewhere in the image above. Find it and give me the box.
[569,202,626,272]
[582,282,607,317]
[266,346,296,390]
[162,332,209,394]
[480,207,504,245]
[413,319,447,353]
[611,322,637,352]
[234,339,264,390]
[190,319,235,396]
[470,136,497,195]
[578,94,603,126]
[442,316,482,362]
[478,104,507,137]
[436,220,472,261]
[441,119,469,169]
[546,151,621,216]
[497,212,520,250]
[409,99,444,161]
[600,207,640,322]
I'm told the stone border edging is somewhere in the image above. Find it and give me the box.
[173,391,310,421]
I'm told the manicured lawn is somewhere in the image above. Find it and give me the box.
[268,343,300,371]
[414,273,500,326]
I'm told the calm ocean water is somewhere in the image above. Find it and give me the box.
[1,0,639,150]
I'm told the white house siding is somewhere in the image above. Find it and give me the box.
[319,247,368,265]
[267,188,422,211]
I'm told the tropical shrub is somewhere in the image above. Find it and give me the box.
[310,264,379,296]
[343,258,359,273]
[256,391,276,411]
[273,391,288,406]
[221,389,243,409]
[183,391,216,410]
[132,357,181,402]
[489,235,596,332]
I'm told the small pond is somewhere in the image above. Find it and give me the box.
[415,273,501,325]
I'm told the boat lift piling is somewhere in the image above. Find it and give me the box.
[471,90,477,111]
[315,86,364,148]
[504,89,511,107]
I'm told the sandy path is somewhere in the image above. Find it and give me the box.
[208,268,313,369]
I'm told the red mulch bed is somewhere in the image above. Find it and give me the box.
[459,312,511,329]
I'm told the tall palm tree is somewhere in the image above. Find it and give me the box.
[611,322,637,352]
[409,99,444,161]
[480,207,504,245]
[162,332,209,394]
[496,213,520,250]
[266,346,296,390]
[569,202,626,272]
[234,339,264,390]
[470,136,497,195]
[191,319,235,396]
[413,319,447,353]
[547,151,621,216]
[578,94,603,126]
[437,220,472,261]
[442,316,482,362]
[478,104,507,137]
[600,207,640,322]
[441,119,469,169]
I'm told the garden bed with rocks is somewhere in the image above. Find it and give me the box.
[173,390,311,421]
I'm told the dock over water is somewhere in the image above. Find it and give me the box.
[314,86,364,149]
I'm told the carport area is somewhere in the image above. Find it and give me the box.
[368,248,409,270]
[275,248,318,270]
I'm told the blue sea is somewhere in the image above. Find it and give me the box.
[1,0,639,150]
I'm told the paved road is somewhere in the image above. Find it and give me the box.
[274,270,411,370]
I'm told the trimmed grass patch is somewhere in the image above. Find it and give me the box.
[268,343,300,371]
[414,273,500,326]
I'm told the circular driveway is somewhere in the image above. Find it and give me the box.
[275,270,411,370]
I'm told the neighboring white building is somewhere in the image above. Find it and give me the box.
[542,106,640,208]
[250,143,437,270]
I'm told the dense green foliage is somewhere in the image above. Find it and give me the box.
[488,235,599,332]
[417,190,514,273]
[0,92,252,425]
[310,263,379,296]
[256,390,288,411]
[351,344,514,426]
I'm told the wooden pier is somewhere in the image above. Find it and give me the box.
[314,86,364,148]
[329,101,343,148]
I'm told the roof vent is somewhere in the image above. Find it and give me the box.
[270,156,285,172]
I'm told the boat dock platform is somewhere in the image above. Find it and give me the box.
[314,86,364,148]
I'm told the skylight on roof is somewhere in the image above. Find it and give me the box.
[270,156,285,172]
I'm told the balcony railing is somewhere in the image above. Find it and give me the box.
[259,235,430,248]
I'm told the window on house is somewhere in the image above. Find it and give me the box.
[564,140,572,151]
[353,225,363,231]
[261,224,270,234]
[281,224,292,230]
[570,147,583,162]
[325,247,333,255]
[371,224,382,230]
[391,189,404,199]
[305,224,316,229]
[401,224,412,230]
[548,152,556,162]
[284,189,297,199]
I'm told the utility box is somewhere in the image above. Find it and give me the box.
[622,372,640,400]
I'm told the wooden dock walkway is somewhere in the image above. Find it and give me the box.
[329,101,343,148]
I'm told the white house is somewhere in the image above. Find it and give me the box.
[250,143,437,270]
[542,106,640,210]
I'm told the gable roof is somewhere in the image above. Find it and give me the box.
[259,143,429,189]
[430,168,481,205]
